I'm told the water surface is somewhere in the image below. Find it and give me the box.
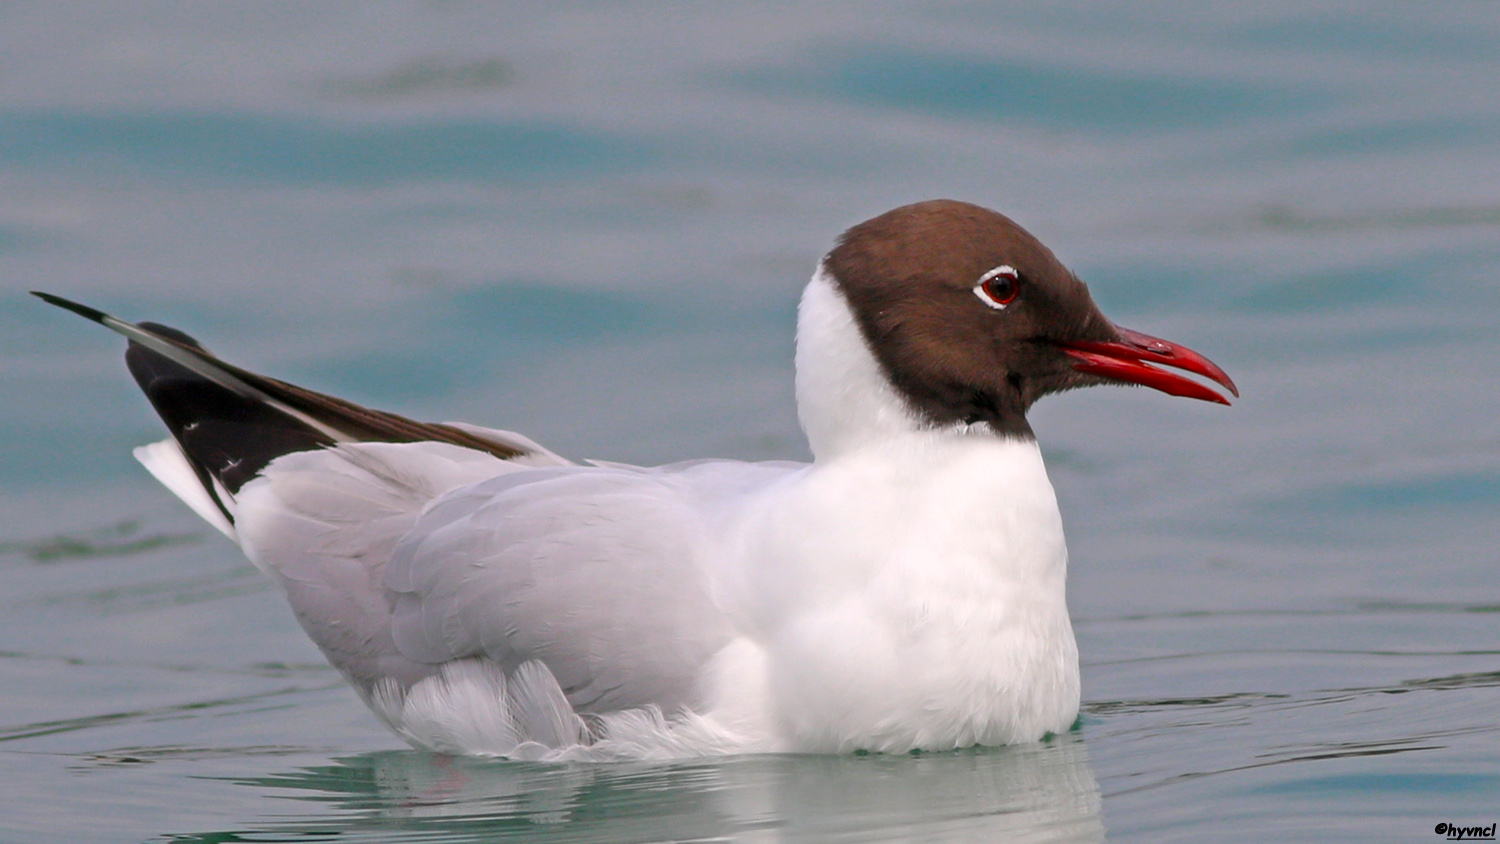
[2,2,1496,841]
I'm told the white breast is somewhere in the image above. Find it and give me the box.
[689,270,1080,753]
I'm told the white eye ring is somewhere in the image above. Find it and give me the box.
[973,265,1020,310]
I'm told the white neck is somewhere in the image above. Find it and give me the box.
[795,265,931,460]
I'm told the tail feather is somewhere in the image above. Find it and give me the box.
[35,291,541,518]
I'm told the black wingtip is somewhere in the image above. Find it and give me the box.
[31,291,111,324]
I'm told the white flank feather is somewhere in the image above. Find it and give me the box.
[133,438,236,540]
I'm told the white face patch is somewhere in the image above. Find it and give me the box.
[973,265,1019,310]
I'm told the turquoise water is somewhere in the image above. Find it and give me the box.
[3,2,1498,841]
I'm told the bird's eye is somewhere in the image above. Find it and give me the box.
[974,265,1021,310]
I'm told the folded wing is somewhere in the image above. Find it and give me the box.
[385,466,741,715]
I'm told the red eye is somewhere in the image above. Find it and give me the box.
[975,266,1020,309]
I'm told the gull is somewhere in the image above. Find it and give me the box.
[35,200,1236,759]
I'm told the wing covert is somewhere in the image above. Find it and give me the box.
[387,467,738,714]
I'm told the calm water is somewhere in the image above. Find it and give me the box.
[2,2,1498,841]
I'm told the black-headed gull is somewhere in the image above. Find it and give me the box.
[36,200,1236,759]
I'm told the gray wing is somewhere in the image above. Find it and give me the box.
[229,438,565,692]
[385,464,755,715]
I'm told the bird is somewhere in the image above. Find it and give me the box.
[35,199,1236,760]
